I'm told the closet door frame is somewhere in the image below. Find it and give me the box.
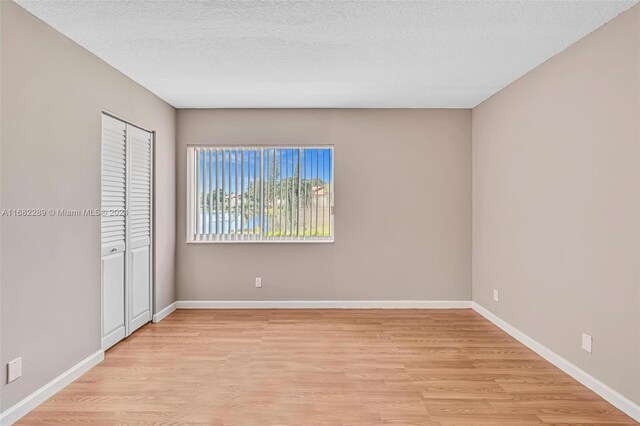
[101,110,155,345]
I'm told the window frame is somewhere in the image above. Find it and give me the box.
[186,145,335,244]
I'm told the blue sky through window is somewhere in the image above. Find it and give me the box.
[198,147,333,193]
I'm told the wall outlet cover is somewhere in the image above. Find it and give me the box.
[7,357,21,383]
[493,289,499,302]
[582,333,593,354]
[255,277,262,288]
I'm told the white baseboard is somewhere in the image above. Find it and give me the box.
[0,349,104,426]
[176,300,472,309]
[472,302,640,423]
[152,301,177,323]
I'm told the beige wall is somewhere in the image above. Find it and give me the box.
[0,0,4,410]
[472,5,640,404]
[177,109,471,302]
[0,1,176,410]
[4,0,638,414]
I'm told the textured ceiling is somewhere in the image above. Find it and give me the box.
[15,0,638,108]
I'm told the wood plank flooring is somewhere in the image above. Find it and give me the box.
[19,309,637,425]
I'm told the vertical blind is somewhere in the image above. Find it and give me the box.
[187,146,334,242]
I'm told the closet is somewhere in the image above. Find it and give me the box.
[101,113,153,350]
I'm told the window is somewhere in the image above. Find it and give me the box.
[187,146,334,243]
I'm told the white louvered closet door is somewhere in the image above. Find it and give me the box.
[126,125,153,334]
[101,115,127,350]
[101,114,153,350]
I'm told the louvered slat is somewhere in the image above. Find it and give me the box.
[129,130,151,241]
[101,116,126,248]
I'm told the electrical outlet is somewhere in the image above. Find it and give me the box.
[255,277,262,288]
[582,333,593,354]
[493,289,499,302]
[7,358,21,383]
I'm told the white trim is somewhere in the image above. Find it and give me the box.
[0,350,104,426]
[176,300,472,309]
[472,302,640,423]
[152,302,177,323]
[101,326,125,351]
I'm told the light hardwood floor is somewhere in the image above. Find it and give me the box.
[19,309,636,425]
